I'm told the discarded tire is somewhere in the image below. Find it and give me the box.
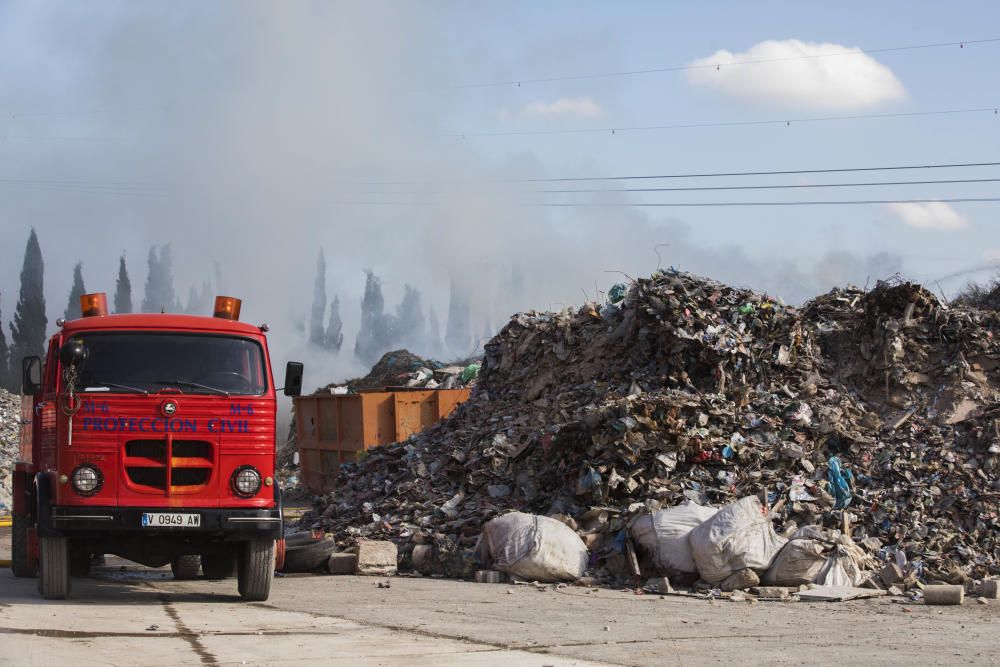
[171,554,201,580]
[281,533,337,573]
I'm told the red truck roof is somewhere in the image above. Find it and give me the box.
[60,313,265,337]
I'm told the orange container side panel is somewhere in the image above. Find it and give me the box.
[295,388,470,494]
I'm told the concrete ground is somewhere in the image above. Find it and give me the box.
[2,554,998,667]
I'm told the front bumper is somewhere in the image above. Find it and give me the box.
[47,505,283,538]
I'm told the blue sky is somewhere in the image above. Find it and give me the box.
[0,1,998,371]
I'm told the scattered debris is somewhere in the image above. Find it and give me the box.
[796,586,886,602]
[324,350,481,394]
[327,552,358,575]
[923,584,965,605]
[475,570,505,584]
[356,540,398,576]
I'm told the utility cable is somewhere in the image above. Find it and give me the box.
[439,37,1000,89]
[453,107,999,138]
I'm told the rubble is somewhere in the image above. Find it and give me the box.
[355,539,398,576]
[0,389,21,513]
[323,349,481,394]
[302,270,999,589]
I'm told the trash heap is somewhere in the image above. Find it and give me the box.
[304,270,1000,587]
[321,349,482,394]
[0,388,22,513]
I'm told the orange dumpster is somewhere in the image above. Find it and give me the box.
[294,388,471,494]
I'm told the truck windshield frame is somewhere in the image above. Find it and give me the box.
[68,331,268,397]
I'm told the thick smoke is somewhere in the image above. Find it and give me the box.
[1,3,910,435]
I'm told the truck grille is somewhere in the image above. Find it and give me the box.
[124,438,214,494]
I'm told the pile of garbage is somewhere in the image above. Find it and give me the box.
[303,270,999,590]
[320,349,482,394]
[0,389,22,513]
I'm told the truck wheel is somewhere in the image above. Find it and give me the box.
[237,539,274,602]
[38,535,71,599]
[11,514,36,578]
[170,555,202,580]
[202,553,236,579]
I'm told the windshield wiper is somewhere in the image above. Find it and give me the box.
[86,380,148,395]
[152,380,230,397]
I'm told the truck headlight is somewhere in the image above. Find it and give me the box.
[231,465,262,498]
[72,464,104,496]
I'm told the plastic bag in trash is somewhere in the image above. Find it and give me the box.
[827,456,853,509]
[629,501,718,575]
[688,496,786,584]
[475,512,588,582]
[461,363,481,383]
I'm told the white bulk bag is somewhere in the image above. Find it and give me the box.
[476,512,588,582]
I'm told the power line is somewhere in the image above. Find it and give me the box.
[338,160,1000,186]
[3,161,999,194]
[517,161,1000,183]
[322,176,1000,196]
[527,197,1000,207]
[331,197,1000,207]
[453,106,999,138]
[440,37,1000,90]
[528,177,1000,194]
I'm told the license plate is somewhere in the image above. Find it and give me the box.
[141,513,201,528]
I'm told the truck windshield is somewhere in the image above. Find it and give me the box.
[72,333,267,396]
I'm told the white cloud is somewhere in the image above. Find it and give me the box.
[886,202,969,230]
[509,96,606,120]
[687,39,906,110]
[984,249,1000,263]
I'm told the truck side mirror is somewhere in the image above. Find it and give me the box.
[22,356,42,395]
[283,361,304,397]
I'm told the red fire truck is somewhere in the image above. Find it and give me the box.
[8,292,303,601]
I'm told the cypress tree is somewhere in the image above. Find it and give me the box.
[63,262,87,321]
[141,245,178,313]
[396,285,426,353]
[309,250,327,347]
[427,306,443,357]
[9,229,47,364]
[445,277,471,357]
[355,270,397,364]
[114,254,133,314]
[325,295,344,352]
[141,247,160,313]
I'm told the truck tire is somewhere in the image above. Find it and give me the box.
[171,555,202,580]
[38,535,71,599]
[202,553,237,579]
[11,514,36,578]
[237,539,274,602]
